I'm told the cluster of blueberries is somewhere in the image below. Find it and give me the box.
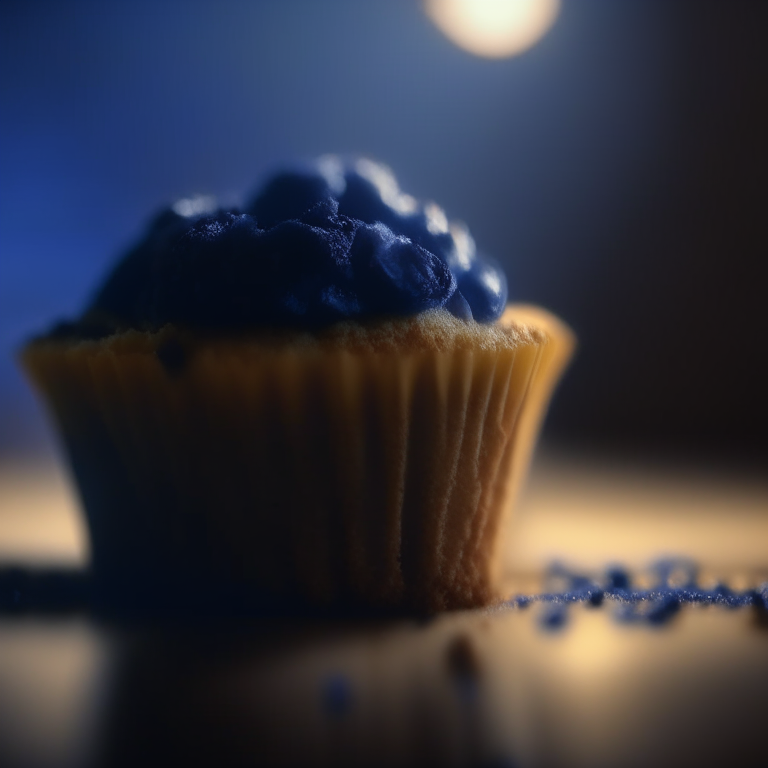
[510,559,768,630]
[90,157,508,331]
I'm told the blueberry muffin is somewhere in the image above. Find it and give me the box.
[21,158,573,613]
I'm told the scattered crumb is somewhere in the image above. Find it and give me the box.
[321,673,352,717]
[446,633,481,681]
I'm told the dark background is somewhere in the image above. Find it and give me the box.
[1,0,766,462]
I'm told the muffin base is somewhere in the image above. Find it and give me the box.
[22,307,573,614]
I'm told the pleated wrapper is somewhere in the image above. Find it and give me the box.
[21,306,573,613]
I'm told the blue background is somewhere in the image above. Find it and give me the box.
[1,0,766,460]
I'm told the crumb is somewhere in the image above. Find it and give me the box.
[446,633,481,680]
[321,674,352,717]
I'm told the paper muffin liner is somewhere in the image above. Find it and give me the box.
[22,306,573,613]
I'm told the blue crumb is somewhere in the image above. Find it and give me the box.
[512,559,763,632]
[321,673,352,717]
[540,605,569,631]
[87,157,508,332]
[606,566,631,590]
[645,595,681,625]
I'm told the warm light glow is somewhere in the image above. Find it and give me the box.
[424,0,560,59]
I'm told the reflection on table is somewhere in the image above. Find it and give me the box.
[0,451,766,767]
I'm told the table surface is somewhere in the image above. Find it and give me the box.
[1,452,767,768]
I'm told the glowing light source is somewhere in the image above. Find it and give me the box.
[172,195,217,218]
[424,0,561,59]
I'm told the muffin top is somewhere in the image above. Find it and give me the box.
[61,158,508,337]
